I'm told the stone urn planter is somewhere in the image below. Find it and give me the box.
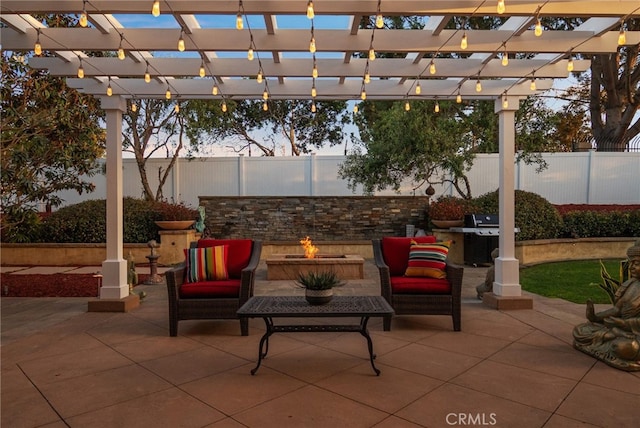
[154,220,195,230]
[431,219,464,229]
[304,288,334,305]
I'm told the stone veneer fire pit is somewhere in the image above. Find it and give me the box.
[265,254,365,280]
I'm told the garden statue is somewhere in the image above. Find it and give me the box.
[476,247,499,299]
[195,206,206,233]
[573,239,640,371]
[126,251,138,293]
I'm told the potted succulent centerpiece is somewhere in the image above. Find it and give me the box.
[429,196,467,228]
[296,270,345,305]
[153,200,199,230]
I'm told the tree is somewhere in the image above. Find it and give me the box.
[185,99,350,156]
[1,48,105,240]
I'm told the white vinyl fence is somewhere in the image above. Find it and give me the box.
[55,152,640,209]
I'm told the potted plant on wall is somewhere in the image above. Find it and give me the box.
[153,200,199,230]
[296,270,345,305]
[428,196,467,228]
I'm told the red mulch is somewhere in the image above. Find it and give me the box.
[1,273,151,297]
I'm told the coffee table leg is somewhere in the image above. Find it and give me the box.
[359,317,380,376]
[251,317,273,375]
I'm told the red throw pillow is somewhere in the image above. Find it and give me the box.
[381,236,437,276]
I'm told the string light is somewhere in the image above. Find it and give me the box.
[165,86,171,100]
[311,102,317,113]
[309,36,316,53]
[476,79,482,92]
[174,103,180,113]
[456,91,462,103]
[236,12,243,30]
[247,37,254,61]
[79,0,88,27]
[34,29,42,56]
[222,100,227,112]
[353,105,359,113]
[364,71,371,84]
[361,88,367,100]
[177,29,185,52]
[534,17,543,37]
[618,24,626,45]
[257,68,263,83]
[212,83,219,95]
[77,58,84,78]
[415,81,421,95]
[106,77,113,96]
[567,57,574,72]
[199,61,206,78]
[144,62,151,83]
[151,1,160,17]
[434,100,440,113]
[530,76,536,91]
[262,87,269,100]
[497,0,506,14]
[311,84,317,98]
[404,100,411,111]
[460,32,468,50]
[306,1,315,19]
[368,48,376,61]
[429,60,436,75]
[502,45,509,66]
[117,34,126,60]
[263,101,269,111]
[312,57,318,78]
[502,95,509,108]
[131,100,137,112]
[376,13,384,29]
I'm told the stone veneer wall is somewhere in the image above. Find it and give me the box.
[198,196,429,241]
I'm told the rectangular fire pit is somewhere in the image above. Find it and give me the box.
[266,255,365,280]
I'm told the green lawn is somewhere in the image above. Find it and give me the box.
[519,259,624,304]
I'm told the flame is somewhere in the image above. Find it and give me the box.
[300,236,319,259]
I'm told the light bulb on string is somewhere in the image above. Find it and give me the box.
[106,78,113,96]
[429,60,436,75]
[221,101,227,112]
[80,1,88,27]
[375,14,384,29]
[144,69,151,83]
[497,0,506,14]
[434,100,440,113]
[361,89,367,100]
[460,32,468,50]
[263,101,268,111]
[502,95,509,108]
[309,36,316,53]
[212,84,219,95]
[306,1,314,19]
[353,105,359,113]
[257,68,263,83]
[415,81,421,95]
[77,59,84,78]
[476,79,482,92]
[312,62,318,78]
[174,103,180,113]
[263,88,269,100]
[311,102,317,113]
[364,72,370,84]
[404,101,410,111]
[618,26,626,45]
[236,13,243,30]
[178,30,185,52]
[131,101,137,112]
[311,85,317,98]
[199,62,206,78]
[534,18,543,37]
[152,1,160,17]
[567,57,574,72]
[247,46,254,61]
[530,77,536,91]
[502,48,509,66]
[165,87,171,100]
[34,30,42,56]
[456,92,462,103]
[369,48,375,61]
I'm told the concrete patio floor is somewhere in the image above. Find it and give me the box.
[2,261,639,428]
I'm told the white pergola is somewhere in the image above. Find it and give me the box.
[2,0,639,305]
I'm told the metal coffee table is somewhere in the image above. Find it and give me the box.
[237,295,394,375]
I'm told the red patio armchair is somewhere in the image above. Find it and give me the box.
[165,238,262,336]
[373,236,464,331]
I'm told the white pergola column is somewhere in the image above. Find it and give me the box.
[493,96,521,297]
[99,96,128,300]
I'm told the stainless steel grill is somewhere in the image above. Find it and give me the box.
[451,214,517,266]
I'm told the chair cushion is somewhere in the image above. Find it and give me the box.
[179,279,241,298]
[184,246,229,282]
[391,276,452,294]
[197,239,253,279]
[404,241,451,279]
[382,236,437,276]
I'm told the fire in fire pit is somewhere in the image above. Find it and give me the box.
[300,236,319,259]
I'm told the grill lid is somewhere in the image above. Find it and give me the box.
[465,214,499,228]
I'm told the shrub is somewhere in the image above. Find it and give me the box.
[39,198,158,243]
[472,190,563,241]
[428,196,467,220]
[561,210,639,238]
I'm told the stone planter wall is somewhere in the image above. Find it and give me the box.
[198,196,430,241]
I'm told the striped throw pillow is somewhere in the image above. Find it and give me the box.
[404,241,450,279]
[185,245,229,282]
